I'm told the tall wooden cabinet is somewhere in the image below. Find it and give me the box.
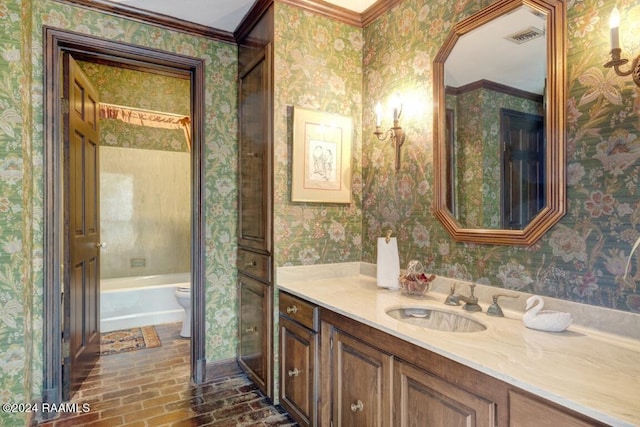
[237,40,273,398]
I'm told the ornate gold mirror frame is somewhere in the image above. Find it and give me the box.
[433,0,566,246]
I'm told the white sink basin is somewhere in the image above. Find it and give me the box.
[386,307,486,333]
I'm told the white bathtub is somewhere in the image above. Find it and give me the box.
[100,272,190,332]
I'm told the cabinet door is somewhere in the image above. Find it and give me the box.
[238,274,271,395]
[238,44,272,252]
[280,316,317,427]
[331,329,392,427]
[394,360,495,427]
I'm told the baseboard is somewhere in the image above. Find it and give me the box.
[205,358,242,381]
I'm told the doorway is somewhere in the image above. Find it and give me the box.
[500,108,545,230]
[42,27,206,411]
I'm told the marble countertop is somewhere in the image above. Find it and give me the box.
[276,263,640,427]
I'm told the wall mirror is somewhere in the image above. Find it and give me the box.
[433,0,566,245]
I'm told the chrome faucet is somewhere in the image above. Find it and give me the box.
[444,283,482,312]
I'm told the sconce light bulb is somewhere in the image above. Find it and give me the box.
[390,93,402,122]
[609,6,620,29]
[375,102,382,127]
[609,6,620,50]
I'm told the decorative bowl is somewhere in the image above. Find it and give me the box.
[399,273,436,297]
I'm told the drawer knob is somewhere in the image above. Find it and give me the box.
[244,326,257,334]
[288,368,300,377]
[350,400,364,412]
[286,305,298,314]
[245,259,257,267]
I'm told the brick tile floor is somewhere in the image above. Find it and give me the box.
[39,323,296,427]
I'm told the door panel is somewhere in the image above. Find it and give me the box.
[332,330,392,427]
[501,109,544,230]
[64,53,101,396]
[237,274,271,393]
[394,360,495,427]
[238,45,272,252]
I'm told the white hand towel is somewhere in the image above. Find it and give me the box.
[376,237,400,289]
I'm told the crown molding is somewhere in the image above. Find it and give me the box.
[52,0,236,44]
[361,0,404,27]
[53,0,404,45]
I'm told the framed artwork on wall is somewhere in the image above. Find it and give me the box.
[292,107,353,203]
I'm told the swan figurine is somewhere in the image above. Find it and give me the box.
[522,295,573,332]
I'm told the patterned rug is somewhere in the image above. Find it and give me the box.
[100,326,162,355]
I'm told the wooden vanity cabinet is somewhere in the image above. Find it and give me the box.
[318,306,606,427]
[279,292,319,427]
[320,308,501,427]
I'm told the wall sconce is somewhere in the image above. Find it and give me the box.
[604,6,640,87]
[374,94,406,171]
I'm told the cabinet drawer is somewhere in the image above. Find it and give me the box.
[279,292,318,331]
[237,249,270,281]
[509,390,606,426]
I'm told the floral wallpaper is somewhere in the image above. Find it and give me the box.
[78,61,191,152]
[2,0,640,424]
[1,1,237,424]
[362,0,640,313]
[1,0,38,425]
[273,3,364,268]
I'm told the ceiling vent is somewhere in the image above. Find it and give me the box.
[506,26,544,44]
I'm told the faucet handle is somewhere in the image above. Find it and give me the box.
[444,283,460,306]
[486,293,518,317]
[461,283,482,312]
[468,283,476,297]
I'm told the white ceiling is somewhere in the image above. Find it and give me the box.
[109,0,379,32]
[445,5,547,95]
[106,0,543,94]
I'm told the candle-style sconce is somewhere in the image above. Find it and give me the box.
[373,94,406,171]
[604,6,640,87]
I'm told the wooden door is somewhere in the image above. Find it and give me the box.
[63,53,101,396]
[331,329,392,427]
[394,360,495,427]
[501,109,545,229]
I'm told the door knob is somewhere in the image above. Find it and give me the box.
[288,368,300,377]
[96,242,107,248]
[350,400,364,412]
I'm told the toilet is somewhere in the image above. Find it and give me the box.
[174,285,191,338]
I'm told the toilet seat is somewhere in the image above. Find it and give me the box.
[177,285,191,292]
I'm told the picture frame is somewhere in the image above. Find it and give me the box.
[292,107,353,203]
